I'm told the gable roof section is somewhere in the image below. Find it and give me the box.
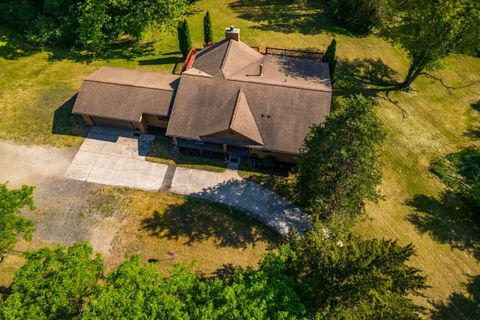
[229,89,263,144]
[202,89,264,145]
[73,67,179,122]
[190,40,230,76]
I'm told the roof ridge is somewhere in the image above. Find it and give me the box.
[83,79,176,92]
[224,76,332,93]
[229,88,243,128]
[215,39,234,77]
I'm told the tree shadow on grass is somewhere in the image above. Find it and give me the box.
[431,275,480,320]
[140,198,280,249]
[228,0,354,36]
[51,94,89,138]
[405,191,480,260]
[465,101,480,139]
[0,26,158,63]
[47,40,156,64]
[471,101,480,112]
[335,57,399,96]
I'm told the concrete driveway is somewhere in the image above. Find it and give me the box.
[63,127,309,235]
[65,127,169,191]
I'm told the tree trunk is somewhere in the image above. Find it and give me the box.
[398,64,423,90]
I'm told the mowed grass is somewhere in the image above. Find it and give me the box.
[1,0,480,317]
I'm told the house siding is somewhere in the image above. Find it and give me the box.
[143,114,169,129]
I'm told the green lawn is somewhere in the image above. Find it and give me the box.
[1,0,480,317]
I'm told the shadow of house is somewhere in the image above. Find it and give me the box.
[228,0,353,36]
[406,191,480,260]
[138,55,184,75]
[140,197,279,249]
[431,275,480,320]
[52,94,89,139]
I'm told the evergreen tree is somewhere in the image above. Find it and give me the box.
[287,230,428,319]
[178,19,192,58]
[295,95,385,226]
[322,38,337,84]
[203,10,213,44]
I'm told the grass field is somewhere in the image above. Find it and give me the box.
[1,0,480,317]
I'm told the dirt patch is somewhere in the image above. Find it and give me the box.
[0,141,75,188]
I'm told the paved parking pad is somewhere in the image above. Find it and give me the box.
[65,129,168,191]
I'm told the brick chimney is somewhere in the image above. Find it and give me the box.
[225,25,240,41]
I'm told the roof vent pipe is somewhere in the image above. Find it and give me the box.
[259,64,264,77]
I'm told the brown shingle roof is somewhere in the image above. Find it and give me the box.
[166,73,331,154]
[73,67,179,122]
[166,40,332,155]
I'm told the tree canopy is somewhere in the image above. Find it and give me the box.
[385,0,480,88]
[295,95,385,227]
[0,183,34,261]
[0,234,427,319]
[326,0,387,34]
[0,0,188,52]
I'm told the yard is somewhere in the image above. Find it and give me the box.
[1,0,480,317]
[0,181,278,286]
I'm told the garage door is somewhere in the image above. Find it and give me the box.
[90,117,132,130]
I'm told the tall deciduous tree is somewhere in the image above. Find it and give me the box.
[295,95,385,226]
[178,18,192,58]
[0,184,34,261]
[0,0,188,52]
[322,38,337,84]
[386,0,480,89]
[203,10,213,44]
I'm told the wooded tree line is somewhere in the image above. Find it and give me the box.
[0,219,426,319]
[0,0,187,52]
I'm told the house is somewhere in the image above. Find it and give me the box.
[72,27,332,164]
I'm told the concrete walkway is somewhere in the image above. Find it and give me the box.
[63,127,310,236]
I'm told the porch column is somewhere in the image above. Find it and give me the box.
[223,144,228,153]
[172,136,178,145]
[82,115,94,126]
